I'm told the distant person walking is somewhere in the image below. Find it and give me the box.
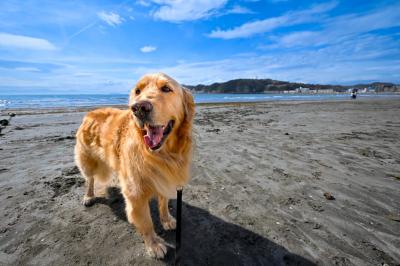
[351,88,358,99]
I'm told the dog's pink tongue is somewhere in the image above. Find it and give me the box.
[144,126,163,148]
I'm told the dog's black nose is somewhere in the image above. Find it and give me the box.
[132,101,153,119]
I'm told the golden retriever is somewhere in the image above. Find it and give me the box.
[74,73,194,258]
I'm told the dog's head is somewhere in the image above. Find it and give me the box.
[129,73,194,152]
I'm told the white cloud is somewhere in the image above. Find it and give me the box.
[208,1,337,39]
[0,32,56,50]
[97,11,124,26]
[151,0,227,22]
[225,5,254,15]
[140,46,157,53]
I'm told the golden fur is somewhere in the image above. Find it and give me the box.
[74,73,194,258]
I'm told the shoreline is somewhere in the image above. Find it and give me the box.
[1,92,400,112]
[1,96,400,115]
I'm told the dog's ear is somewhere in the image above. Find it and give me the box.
[182,87,195,123]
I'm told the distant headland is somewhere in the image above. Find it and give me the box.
[185,79,400,94]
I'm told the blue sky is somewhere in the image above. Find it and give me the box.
[0,0,399,94]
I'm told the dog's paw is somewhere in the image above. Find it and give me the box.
[145,237,167,259]
[161,215,176,230]
[82,196,95,207]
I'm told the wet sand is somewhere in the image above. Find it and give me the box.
[0,99,399,265]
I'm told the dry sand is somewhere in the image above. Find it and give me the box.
[0,99,399,265]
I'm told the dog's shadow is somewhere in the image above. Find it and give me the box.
[97,187,315,266]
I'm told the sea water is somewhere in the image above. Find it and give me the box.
[0,93,399,109]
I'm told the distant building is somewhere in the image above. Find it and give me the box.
[296,86,310,93]
[316,89,334,94]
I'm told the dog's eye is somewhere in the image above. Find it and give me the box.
[135,89,141,95]
[161,86,172,93]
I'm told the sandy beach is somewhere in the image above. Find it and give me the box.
[1,99,399,265]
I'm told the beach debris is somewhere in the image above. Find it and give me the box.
[390,175,400,180]
[323,192,335,200]
[313,223,322,229]
[52,135,75,142]
[284,132,290,135]
[331,256,352,265]
[0,168,9,173]
[44,176,84,198]
[282,197,301,206]
[310,203,324,212]
[0,119,9,126]
[206,128,220,133]
[312,171,322,179]
[224,204,239,212]
[0,112,16,135]
[386,213,400,222]
[61,166,80,176]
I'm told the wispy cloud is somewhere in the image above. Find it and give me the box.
[14,67,41,72]
[269,0,289,3]
[140,46,157,53]
[150,0,228,22]
[270,3,400,48]
[208,1,337,39]
[225,5,254,15]
[0,32,56,50]
[136,0,151,7]
[97,11,124,26]
[68,22,97,40]
[133,31,400,85]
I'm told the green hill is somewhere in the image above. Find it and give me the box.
[185,79,399,93]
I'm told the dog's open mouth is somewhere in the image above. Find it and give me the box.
[143,120,174,150]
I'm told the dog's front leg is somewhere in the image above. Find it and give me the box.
[158,195,176,230]
[124,194,167,259]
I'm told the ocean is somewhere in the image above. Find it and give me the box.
[0,93,399,109]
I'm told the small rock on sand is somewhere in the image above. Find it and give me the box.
[323,192,335,200]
